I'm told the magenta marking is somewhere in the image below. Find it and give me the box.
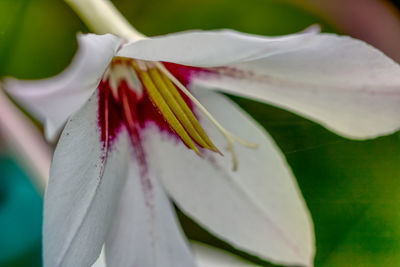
[163,62,209,87]
[163,62,256,82]
[98,77,156,207]
[97,80,124,147]
[97,78,180,149]
[118,81,154,206]
[96,74,182,207]
[97,62,208,166]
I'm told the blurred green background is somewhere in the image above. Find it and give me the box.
[1,0,400,266]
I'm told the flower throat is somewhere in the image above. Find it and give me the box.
[100,58,257,170]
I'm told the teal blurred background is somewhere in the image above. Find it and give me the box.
[1,0,400,266]
[0,156,42,266]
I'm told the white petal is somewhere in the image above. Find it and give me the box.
[142,89,314,266]
[105,153,195,267]
[43,92,131,267]
[117,29,319,67]
[189,34,400,139]
[92,249,106,267]
[96,242,258,267]
[4,33,121,141]
[192,242,259,267]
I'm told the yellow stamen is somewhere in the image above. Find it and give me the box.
[132,62,201,156]
[159,70,220,153]
[148,67,218,151]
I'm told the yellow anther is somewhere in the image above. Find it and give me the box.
[132,62,200,155]
[159,70,220,153]
[148,67,218,151]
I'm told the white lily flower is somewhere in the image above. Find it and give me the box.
[4,0,400,267]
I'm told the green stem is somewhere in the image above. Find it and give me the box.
[65,0,146,41]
